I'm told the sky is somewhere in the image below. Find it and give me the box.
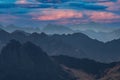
[0,0,120,27]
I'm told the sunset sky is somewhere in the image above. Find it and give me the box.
[0,0,120,27]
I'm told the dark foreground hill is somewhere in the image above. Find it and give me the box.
[0,40,75,80]
[0,40,120,80]
[53,55,120,80]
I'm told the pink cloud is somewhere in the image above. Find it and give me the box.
[16,0,28,4]
[98,1,120,11]
[15,0,39,4]
[31,9,83,21]
[87,11,120,23]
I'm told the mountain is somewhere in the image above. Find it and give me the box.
[0,29,120,62]
[53,55,120,80]
[110,29,120,39]
[42,24,74,34]
[79,29,120,42]
[53,55,116,77]
[10,30,30,43]
[0,40,75,80]
[0,24,41,33]
[100,65,120,80]
[27,32,104,61]
[11,30,29,36]
[1,40,120,80]
[0,29,11,43]
[1,23,120,42]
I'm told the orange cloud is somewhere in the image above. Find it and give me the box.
[32,9,83,21]
[88,12,120,22]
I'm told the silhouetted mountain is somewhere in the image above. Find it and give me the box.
[10,30,30,43]
[100,64,120,80]
[12,30,30,36]
[53,55,117,77]
[0,29,11,43]
[0,29,120,62]
[42,24,74,34]
[0,40,120,80]
[0,40,75,80]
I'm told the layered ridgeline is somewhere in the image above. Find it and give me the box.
[53,55,120,80]
[0,40,75,80]
[1,24,120,42]
[0,40,120,80]
[0,29,120,62]
[0,40,93,80]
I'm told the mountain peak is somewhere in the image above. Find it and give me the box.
[0,40,74,80]
[11,30,29,35]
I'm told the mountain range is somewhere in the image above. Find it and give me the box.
[0,24,120,42]
[79,29,120,42]
[0,40,75,80]
[0,24,40,33]
[42,24,74,34]
[0,40,120,80]
[0,29,120,62]
[53,55,120,80]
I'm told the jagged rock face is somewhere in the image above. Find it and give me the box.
[0,40,75,80]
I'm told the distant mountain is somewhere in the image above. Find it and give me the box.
[11,30,30,36]
[10,30,30,42]
[0,24,41,33]
[0,29,120,62]
[42,24,74,34]
[72,23,120,32]
[0,40,75,80]
[110,29,120,39]
[80,29,120,42]
[1,23,120,42]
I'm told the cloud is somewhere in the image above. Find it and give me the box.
[66,2,107,10]
[0,3,58,9]
[0,0,107,10]
[87,11,120,23]
[98,0,120,11]
[36,0,68,3]
[15,0,40,4]
[0,0,120,25]
[31,9,83,21]
[16,0,27,4]
[0,0,16,3]
[83,3,107,10]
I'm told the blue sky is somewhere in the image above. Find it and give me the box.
[0,0,120,27]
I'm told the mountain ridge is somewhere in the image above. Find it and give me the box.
[0,40,75,80]
[0,29,120,62]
